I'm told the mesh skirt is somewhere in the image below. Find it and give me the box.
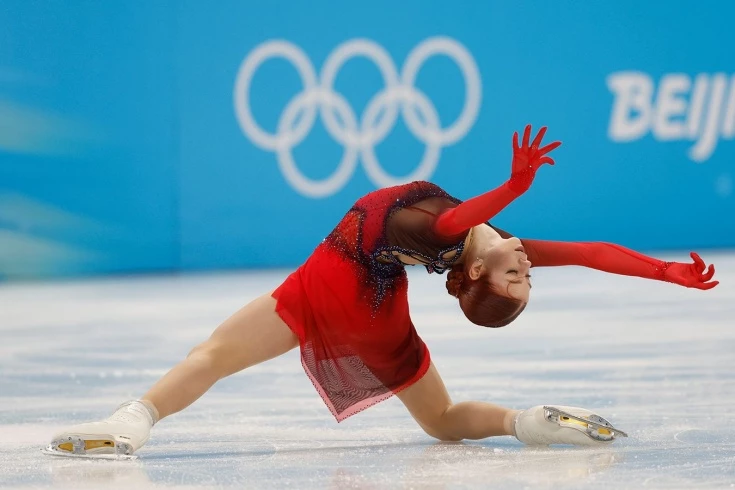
[272,245,430,421]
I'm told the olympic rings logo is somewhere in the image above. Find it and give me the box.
[234,37,482,197]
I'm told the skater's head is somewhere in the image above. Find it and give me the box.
[446,234,530,327]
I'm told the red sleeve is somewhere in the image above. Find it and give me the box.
[521,240,671,280]
[433,183,519,238]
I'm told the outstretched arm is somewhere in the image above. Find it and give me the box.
[434,125,561,238]
[521,239,719,290]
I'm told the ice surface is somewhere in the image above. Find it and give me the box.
[1,253,734,489]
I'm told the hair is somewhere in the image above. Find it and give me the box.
[445,265,526,328]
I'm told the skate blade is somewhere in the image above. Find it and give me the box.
[42,436,138,460]
[41,445,138,460]
[544,406,629,440]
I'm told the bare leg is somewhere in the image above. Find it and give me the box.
[143,293,298,420]
[396,363,519,441]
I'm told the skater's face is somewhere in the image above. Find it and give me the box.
[471,236,532,302]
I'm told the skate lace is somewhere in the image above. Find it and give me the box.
[107,402,153,426]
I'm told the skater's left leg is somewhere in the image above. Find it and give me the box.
[398,362,626,446]
[396,362,519,442]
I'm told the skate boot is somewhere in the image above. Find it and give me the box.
[514,405,628,446]
[43,400,158,460]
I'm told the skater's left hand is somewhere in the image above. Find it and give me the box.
[507,125,562,194]
[664,252,719,290]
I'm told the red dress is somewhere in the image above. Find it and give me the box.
[272,179,686,421]
[272,181,468,421]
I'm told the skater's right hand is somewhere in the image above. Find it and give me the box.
[663,252,719,290]
[507,125,561,194]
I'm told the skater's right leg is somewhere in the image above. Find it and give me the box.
[47,293,299,458]
[143,293,299,420]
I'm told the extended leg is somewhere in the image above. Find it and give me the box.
[143,293,298,419]
[46,293,298,458]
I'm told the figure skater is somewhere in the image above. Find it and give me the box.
[46,126,718,458]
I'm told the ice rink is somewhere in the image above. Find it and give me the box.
[1,253,734,489]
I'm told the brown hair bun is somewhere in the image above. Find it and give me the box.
[445,268,464,297]
[445,265,526,328]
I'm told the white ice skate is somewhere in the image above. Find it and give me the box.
[514,405,628,446]
[42,400,157,460]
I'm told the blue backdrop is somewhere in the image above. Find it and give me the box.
[2,1,734,279]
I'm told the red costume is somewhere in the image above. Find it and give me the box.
[273,126,717,421]
[273,181,461,421]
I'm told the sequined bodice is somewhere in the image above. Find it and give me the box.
[323,181,467,281]
[375,199,468,274]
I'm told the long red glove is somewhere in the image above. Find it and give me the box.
[521,240,719,290]
[434,125,561,237]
